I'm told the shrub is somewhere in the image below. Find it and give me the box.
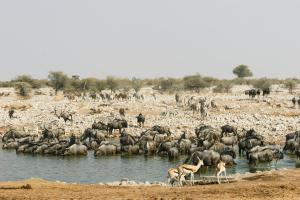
[48,71,69,94]
[132,77,143,92]
[14,75,44,89]
[183,75,209,92]
[284,79,297,94]
[14,82,32,97]
[252,78,272,90]
[106,76,118,92]
[213,81,232,93]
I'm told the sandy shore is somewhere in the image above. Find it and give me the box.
[0,169,299,200]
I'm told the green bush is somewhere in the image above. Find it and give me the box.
[158,78,177,92]
[106,76,118,92]
[284,79,297,94]
[252,78,272,90]
[14,82,32,97]
[183,75,209,92]
[48,71,69,94]
[13,75,45,89]
[213,81,232,93]
[132,77,143,92]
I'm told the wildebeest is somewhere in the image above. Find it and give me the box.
[41,127,65,142]
[8,109,15,119]
[92,121,108,130]
[186,150,220,167]
[54,108,73,124]
[107,119,128,134]
[150,125,172,135]
[64,144,88,156]
[143,141,156,155]
[80,128,106,144]
[221,136,238,147]
[94,143,120,156]
[176,132,192,154]
[175,93,181,103]
[245,89,260,98]
[136,113,145,127]
[120,131,136,146]
[115,93,128,101]
[168,147,179,160]
[2,129,27,142]
[292,97,297,107]
[262,88,270,97]
[221,125,237,137]
[119,108,125,117]
[157,141,177,155]
[248,148,283,167]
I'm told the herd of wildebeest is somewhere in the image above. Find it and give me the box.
[1,87,300,181]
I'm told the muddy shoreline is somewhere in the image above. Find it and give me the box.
[0,168,299,200]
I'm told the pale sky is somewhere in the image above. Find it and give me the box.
[0,0,299,81]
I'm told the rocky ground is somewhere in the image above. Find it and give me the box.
[0,168,299,200]
[0,85,300,199]
[0,84,299,144]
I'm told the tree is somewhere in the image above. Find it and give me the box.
[81,78,98,92]
[14,75,42,89]
[132,77,143,92]
[48,71,69,94]
[183,75,209,92]
[14,82,32,97]
[159,78,176,92]
[252,78,271,90]
[284,79,297,94]
[95,80,107,92]
[106,76,118,92]
[233,65,253,78]
[213,81,232,93]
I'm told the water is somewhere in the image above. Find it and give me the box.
[0,146,298,184]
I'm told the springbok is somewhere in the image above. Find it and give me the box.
[177,157,204,185]
[167,168,185,186]
[216,160,229,184]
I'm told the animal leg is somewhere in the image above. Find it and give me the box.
[217,171,221,184]
[224,170,229,183]
[191,173,194,185]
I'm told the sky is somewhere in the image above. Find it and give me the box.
[0,0,299,81]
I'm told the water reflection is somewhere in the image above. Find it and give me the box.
[0,147,297,183]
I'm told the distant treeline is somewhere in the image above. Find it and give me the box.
[0,71,299,97]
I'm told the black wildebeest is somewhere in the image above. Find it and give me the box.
[292,97,297,107]
[246,89,260,98]
[175,93,180,103]
[8,109,15,119]
[136,113,145,127]
[263,88,271,97]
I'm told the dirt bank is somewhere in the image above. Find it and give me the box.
[0,169,299,200]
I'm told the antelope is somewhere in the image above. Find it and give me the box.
[54,107,73,124]
[167,168,185,187]
[216,160,228,184]
[177,157,204,185]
